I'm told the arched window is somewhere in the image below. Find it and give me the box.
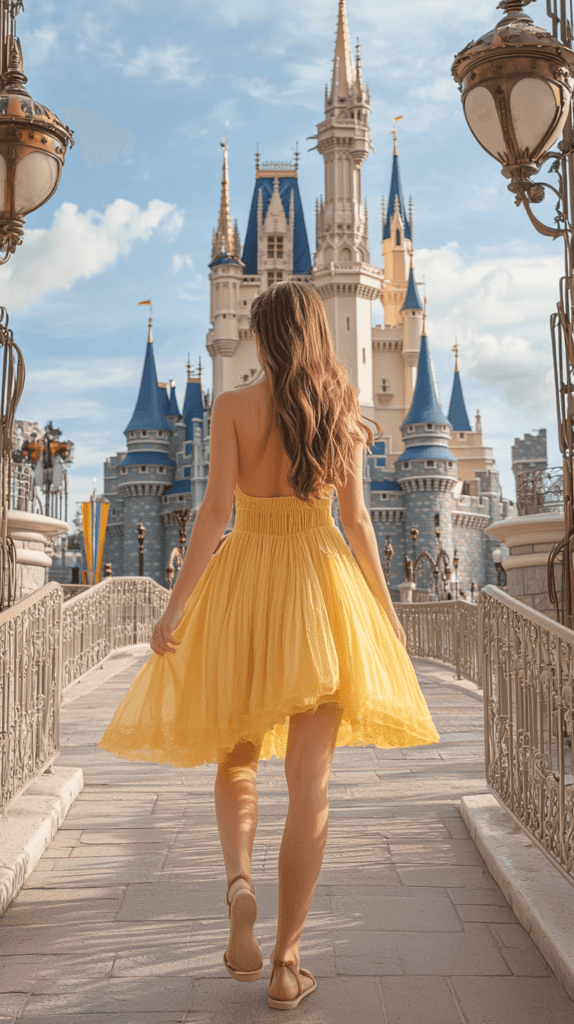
[396,229,401,246]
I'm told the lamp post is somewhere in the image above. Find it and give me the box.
[0,1,73,610]
[136,521,145,577]
[452,0,574,627]
[492,546,504,586]
[453,547,460,600]
[410,525,418,564]
[383,535,394,584]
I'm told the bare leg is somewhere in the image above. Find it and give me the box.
[269,700,344,1001]
[214,739,262,890]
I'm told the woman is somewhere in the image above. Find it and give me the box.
[98,281,439,1011]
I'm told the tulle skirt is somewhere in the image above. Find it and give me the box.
[97,483,440,767]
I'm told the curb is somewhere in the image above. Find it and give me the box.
[0,765,84,916]
[461,793,574,1002]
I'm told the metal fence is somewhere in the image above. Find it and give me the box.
[480,584,574,882]
[0,576,168,813]
[515,466,563,516]
[0,582,62,813]
[395,598,479,685]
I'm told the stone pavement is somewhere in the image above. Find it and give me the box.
[1,652,573,1023]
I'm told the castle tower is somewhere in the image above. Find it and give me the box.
[396,327,458,576]
[447,344,495,484]
[206,140,245,398]
[117,316,175,578]
[381,133,413,327]
[313,0,381,416]
[400,256,424,411]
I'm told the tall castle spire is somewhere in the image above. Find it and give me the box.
[330,0,355,100]
[211,138,235,259]
[448,342,472,431]
[125,316,170,433]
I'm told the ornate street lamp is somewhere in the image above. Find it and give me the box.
[0,3,74,262]
[452,0,574,627]
[410,525,418,564]
[383,535,394,584]
[492,546,505,586]
[453,547,460,600]
[136,521,145,577]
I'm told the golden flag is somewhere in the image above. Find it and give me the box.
[138,300,151,305]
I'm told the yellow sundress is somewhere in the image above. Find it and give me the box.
[97,483,439,767]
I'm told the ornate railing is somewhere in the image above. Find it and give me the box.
[0,575,168,812]
[396,599,479,685]
[0,582,62,813]
[480,585,574,882]
[62,576,168,687]
[515,466,563,516]
[9,460,33,511]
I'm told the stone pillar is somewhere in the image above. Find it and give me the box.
[484,512,563,621]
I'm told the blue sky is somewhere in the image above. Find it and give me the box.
[6,0,565,523]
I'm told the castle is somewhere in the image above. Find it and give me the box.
[103,0,514,597]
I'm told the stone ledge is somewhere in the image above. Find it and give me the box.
[461,793,574,1002]
[0,765,84,916]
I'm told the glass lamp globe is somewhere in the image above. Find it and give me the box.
[0,38,74,260]
[492,547,503,564]
[452,4,574,196]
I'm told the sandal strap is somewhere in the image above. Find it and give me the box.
[270,958,301,997]
[226,874,254,905]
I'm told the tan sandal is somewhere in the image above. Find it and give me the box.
[268,958,317,1010]
[223,874,264,982]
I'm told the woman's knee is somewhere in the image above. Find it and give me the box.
[217,740,261,785]
[285,701,343,791]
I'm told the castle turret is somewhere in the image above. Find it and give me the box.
[117,316,175,580]
[206,140,244,398]
[381,133,413,328]
[313,0,381,417]
[447,344,472,432]
[396,327,458,579]
[400,256,424,410]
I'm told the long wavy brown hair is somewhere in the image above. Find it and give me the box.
[234,280,383,506]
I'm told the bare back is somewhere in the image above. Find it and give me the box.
[232,378,298,498]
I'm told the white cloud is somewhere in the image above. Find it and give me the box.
[413,241,561,414]
[172,254,193,274]
[2,198,184,312]
[19,24,58,66]
[123,44,203,87]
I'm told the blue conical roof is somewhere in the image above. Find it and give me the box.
[383,151,411,242]
[402,335,451,428]
[125,336,170,433]
[448,371,472,431]
[401,265,423,311]
[167,383,181,417]
[182,379,205,440]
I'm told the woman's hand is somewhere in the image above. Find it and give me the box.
[150,604,185,656]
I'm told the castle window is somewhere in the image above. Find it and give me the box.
[403,462,409,469]
[346,316,350,330]
[396,229,401,246]
[381,379,389,393]
[158,466,165,473]
[426,424,433,430]
[426,461,434,467]
[142,430,147,436]
[459,432,465,439]
[158,431,163,436]
[448,462,454,467]
[120,467,127,475]
[362,347,366,363]
[267,270,283,286]
[140,465,147,472]
[267,236,284,259]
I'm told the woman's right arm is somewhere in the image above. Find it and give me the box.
[336,437,406,646]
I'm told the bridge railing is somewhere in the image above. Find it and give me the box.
[0,576,168,813]
[395,598,479,686]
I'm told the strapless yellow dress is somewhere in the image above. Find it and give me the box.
[97,483,439,767]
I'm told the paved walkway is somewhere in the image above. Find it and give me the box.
[0,652,573,1023]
